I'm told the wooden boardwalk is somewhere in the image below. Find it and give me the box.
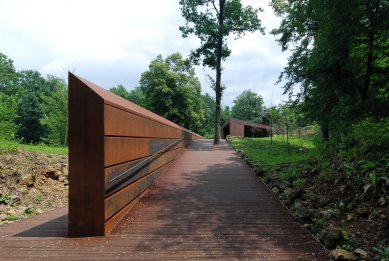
[0,140,328,260]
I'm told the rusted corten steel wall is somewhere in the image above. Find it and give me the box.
[230,119,245,136]
[68,73,202,237]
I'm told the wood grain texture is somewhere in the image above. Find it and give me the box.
[0,140,328,260]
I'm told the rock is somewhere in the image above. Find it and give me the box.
[353,248,368,259]
[331,248,355,260]
[20,173,35,187]
[58,175,65,182]
[378,196,386,206]
[318,225,343,249]
[346,213,354,221]
[357,204,371,217]
[272,187,280,193]
[279,181,291,190]
[293,200,312,221]
[7,209,16,216]
[61,164,69,177]
[0,213,7,221]
[283,187,295,200]
[8,195,21,206]
[46,168,61,180]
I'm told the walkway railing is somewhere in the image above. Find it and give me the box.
[68,73,202,237]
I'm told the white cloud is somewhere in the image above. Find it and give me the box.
[0,0,288,107]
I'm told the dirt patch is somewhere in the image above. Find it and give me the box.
[0,151,68,225]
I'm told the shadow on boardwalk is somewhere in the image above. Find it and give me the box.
[111,140,328,260]
[0,140,327,260]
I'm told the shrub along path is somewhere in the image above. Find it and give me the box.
[0,140,327,260]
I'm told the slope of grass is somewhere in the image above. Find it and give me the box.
[0,139,68,154]
[230,135,318,169]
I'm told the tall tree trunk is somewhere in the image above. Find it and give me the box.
[214,0,225,145]
[321,123,329,142]
[361,0,378,102]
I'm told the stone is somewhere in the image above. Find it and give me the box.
[0,213,7,221]
[353,248,368,259]
[283,187,294,199]
[61,164,69,177]
[7,209,16,216]
[8,195,21,206]
[279,181,291,190]
[46,168,61,180]
[318,225,343,249]
[272,187,280,193]
[293,200,312,221]
[331,248,355,260]
[357,204,371,217]
[20,173,35,187]
[378,196,386,206]
[58,176,65,182]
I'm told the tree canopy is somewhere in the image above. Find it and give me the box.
[231,89,264,121]
[139,52,204,132]
[271,0,389,140]
[179,0,264,144]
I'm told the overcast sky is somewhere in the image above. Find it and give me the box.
[0,0,289,107]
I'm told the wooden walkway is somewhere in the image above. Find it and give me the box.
[0,140,327,260]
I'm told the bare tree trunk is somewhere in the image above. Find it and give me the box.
[214,0,225,145]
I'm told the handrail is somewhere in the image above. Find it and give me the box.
[108,137,184,183]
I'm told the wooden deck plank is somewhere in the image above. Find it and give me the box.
[0,140,328,260]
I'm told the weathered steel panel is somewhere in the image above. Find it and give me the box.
[68,73,202,236]
[104,104,150,137]
[104,164,171,220]
[104,148,182,195]
[68,73,105,237]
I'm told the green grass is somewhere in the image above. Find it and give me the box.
[230,135,318,169]
[0,139,68,154]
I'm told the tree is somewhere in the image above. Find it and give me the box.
[271,0,389,141]
[0,93,19,140]
[16,70,52,143]
[0,52,19,95]
[110,85,145,107]
[179,0,264,144]
[231,89,264,121]
[199,93,216,136]
[40,76,68,146]
[139,53,204,132]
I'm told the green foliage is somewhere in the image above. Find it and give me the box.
[231,89,264,121]
[0,139,67,154]
[34,192,43,204]
[271,0,389,141]
[6,215,18,221]
[40,76,68,146]
[231,135,317,168]
[373,246,389,259]
[179,0,264,143]
[139,52,204,132]
[0,93,19,141]
[0,53,18,94]
[343,117,389,153]
[109,85,145,106]
[15,70,52,144]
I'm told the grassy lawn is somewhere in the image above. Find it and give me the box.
[230,135,318,169]
[0,139,68,154]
